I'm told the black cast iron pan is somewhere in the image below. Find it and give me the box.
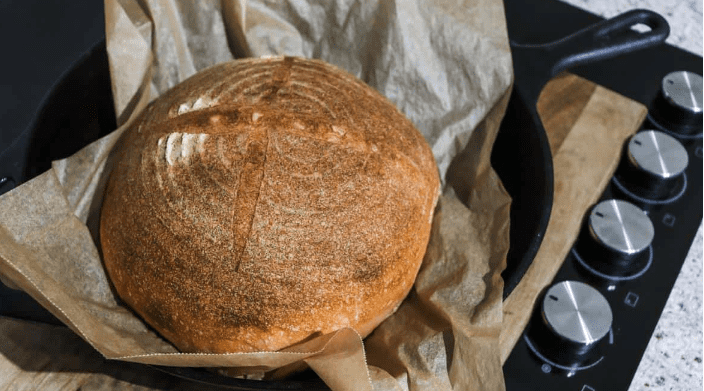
[0,8,668,391]
[493,9,668,299]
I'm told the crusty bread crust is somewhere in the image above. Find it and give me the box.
[100,56,440,353]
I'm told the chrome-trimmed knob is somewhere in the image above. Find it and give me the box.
[614,130,688,202]
[649,71,703,135]
[526,281,613,369]
[575,200,654,279]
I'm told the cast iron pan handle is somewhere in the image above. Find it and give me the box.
[511,9,670,103]
[538,9,668,76]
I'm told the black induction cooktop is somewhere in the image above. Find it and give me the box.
[502,1,702,391]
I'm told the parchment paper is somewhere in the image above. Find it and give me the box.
[0,1,513,390]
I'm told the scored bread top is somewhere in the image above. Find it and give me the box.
[100,56,440,353]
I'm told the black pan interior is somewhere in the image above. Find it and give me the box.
[491,88,552,299]
[23,44,117,180]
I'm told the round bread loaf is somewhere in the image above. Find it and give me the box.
[100,56,440,353]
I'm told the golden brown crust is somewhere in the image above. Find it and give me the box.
[100,56,440,353]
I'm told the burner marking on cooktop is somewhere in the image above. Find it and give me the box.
[624,292,640,308]
[662,214,677,227]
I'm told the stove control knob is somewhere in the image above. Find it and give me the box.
[526,281,612,368]
[575,199,654,278]
[614,130,689,200]
[649,71,702,135]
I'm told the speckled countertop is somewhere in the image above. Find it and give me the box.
[559,1,703,390]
